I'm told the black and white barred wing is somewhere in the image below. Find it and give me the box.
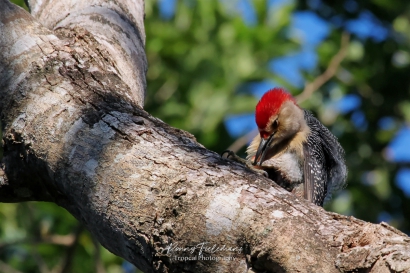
[303,130,328,206]
[304,110,348,205]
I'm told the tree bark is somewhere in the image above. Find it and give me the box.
[0,1,409,272]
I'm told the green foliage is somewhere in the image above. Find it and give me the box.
[3,0,410,271]
[0,202,134,272]
[144,0,298,148]
[10,0,28,10]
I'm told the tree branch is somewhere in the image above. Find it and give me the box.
[0,260,24,273]
[0,234,77,250]
[60,225,84,273]
[295,32,350,103]
[0,162,7,190]
[91,234,107,273]
[226,129,258,154]
[1,1,409,273]
[27,0,147,106]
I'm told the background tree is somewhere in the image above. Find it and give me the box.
[1,0,410,272]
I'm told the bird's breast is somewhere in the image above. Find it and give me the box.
[261,151,303,183]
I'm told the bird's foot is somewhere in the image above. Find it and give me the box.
[221,150,268,177]
[221,150,248,165]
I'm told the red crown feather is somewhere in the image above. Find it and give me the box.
[255,88,296,129]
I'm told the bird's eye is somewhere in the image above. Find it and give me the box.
[272,119,279,130]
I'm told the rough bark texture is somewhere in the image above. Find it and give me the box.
[0,0,410,272]
[27,0,147,105]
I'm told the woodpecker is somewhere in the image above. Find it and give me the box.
[246,88,347,206]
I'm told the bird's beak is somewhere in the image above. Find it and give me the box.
[253,133,275,166]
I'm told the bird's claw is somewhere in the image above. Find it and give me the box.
[256,169,269,178]
[221,150,268,177]
[221,150,248,165]
[221,150,235,159]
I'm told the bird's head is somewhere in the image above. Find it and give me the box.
[253,88,307,166]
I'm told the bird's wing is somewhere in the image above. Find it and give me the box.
[303,131,328,206]
[304,110,348,204]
